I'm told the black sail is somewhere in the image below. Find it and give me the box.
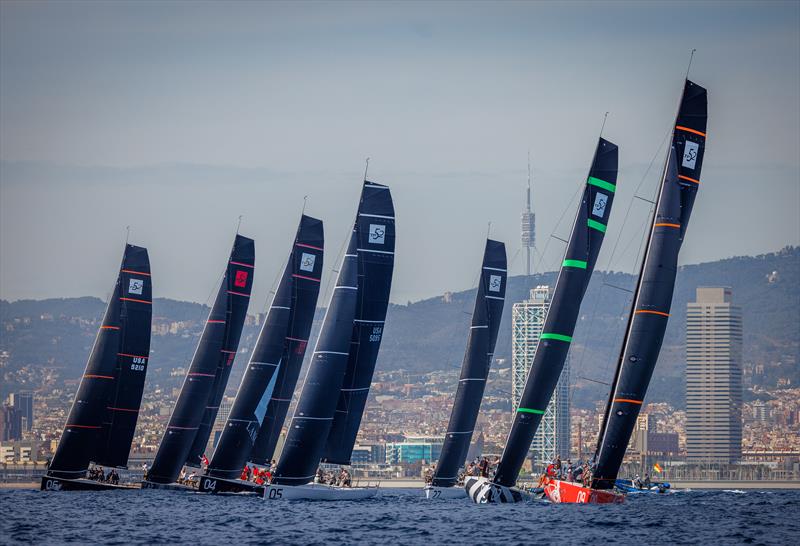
[322,181,395,464]
[148,235,254,484]
[493,138,618,487]
[272,227,360,486]
[432,239,506,487]
[48,245,152,478]
[208,216,323,478]
[593,80,706,489]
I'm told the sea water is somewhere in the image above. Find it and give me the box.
[2,487,798,544]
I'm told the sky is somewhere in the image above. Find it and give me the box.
[1,0,798,307]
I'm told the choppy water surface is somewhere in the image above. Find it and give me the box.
[3,487,799,545]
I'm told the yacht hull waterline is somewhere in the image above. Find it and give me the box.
[262,483,378,501]
[423,485,468,499]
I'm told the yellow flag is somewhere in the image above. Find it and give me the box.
[653,463,662,473]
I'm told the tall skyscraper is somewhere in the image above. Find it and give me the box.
[686,287,743,464]
[511,286,571,464]
[9,391,34,431]
[521,153,535,277]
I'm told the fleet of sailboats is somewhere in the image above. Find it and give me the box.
[41,75,707,505]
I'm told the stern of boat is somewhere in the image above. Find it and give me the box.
[464,476,526,504]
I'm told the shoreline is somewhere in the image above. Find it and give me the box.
[4,480,800,490]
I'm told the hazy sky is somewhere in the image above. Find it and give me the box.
[1,0,798,307]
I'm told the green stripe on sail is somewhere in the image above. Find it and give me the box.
[517,407,546,415]
[587,219,607,232]
[562,259,587,269]
[540,333,573,343]
[587,176,616,193]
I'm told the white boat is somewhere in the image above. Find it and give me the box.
[262,482,379,501]
[423,484,467,499]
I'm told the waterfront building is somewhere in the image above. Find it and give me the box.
[386,435,443,464]
[511,286,571,463]
[686,287,743,463]
[8,392,34,431]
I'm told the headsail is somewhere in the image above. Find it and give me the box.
[592,80,706,489]
[208,216,323,478]
[432,239,506,488]
[48,245,152,478]
[147,235,254,484]
[492,137,618,487]
[271,234,359,485]
[321,181,395,464]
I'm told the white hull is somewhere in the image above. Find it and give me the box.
[262,482,378,501]
[423,485,468,499]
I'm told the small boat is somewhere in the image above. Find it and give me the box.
[468,136,618,504]
[262,482,379,501]
[426,239,506,499]
[42,244,152,491]
[145,234,254,487]
[614,479,671,494]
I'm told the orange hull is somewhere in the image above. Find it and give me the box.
[542,477,625,504]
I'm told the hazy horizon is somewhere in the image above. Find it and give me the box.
[1,1,798,306]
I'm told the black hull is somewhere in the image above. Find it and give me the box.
[197,475,265,495]
[40,476,137,491]
[140,480,197,492]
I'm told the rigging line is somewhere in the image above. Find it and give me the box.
[125,225,130,245]
[363,157,370,182]
[599,111,610,138]
[301,195,308,216]
[685,48,697,80]
[236,215,243,235]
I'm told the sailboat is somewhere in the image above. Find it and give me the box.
[263,180,394,501]
[465,137,618,503]
[425,239,506,500]
[42,244,152,491]
[198,215,323,495]
[144,234,254,489]
[543,79,707,504]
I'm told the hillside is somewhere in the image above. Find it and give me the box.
[1,247,797,409]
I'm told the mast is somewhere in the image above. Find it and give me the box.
[493,137,618,488]
[47,244,152,478]
[147,235,254,484]
[321,181,395,464]
[432,239,507,487]
[592,80,707,488]
[207,216,323,479]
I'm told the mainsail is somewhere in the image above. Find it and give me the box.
[208,216,323,478]
[148,235,254,484]
[271,235,359,485]
[47,244,152,478]
[593,80,706,489]
[322,181,395,464]
[493,137,618,487]
[432,239,506,488]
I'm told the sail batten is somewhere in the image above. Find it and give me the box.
[207,216,323,478]
[147,235,254,484]
[592,80,706,489]
[48,245,152,478]
[431,239,507,488]
[492,137,618,488]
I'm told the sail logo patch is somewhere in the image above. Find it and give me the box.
[682,140,699,169]
[369,224,386,245]
[592,193,608,218]
[128,278,144,295]
[300,252,316,272]
[234,270,249,288]
[489,275,502,292]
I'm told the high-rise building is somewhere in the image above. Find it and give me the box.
[686,287,743,464]
[0,404,22,441]
[209,396,235,453]
[8,392,34,431]
[511,286,570,464]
